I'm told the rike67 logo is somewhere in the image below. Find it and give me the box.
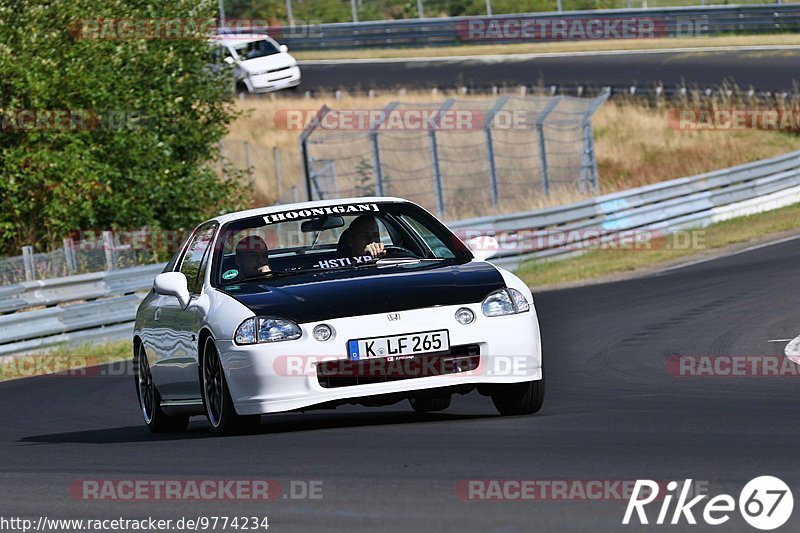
[623,477,793,530]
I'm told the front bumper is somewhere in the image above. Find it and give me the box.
[217,302,542,415]
[246,66,301,93]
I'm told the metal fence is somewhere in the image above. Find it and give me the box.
[218,140,303,205]
[300,91,608,219]
[266,4,800,49]
[0,231,173,285]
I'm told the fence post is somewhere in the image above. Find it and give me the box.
[416,0,424,18]
[63,238,77,276]
[483,95,510,210]
[299,105,331,201]
[285,0,294,25]
[579,88,610,191]
[369,101,399,197]
[219,140,227,180]
[273,146,283,202]
[485,0,492,16]
[535,96,562,196]
[244,141,255,185]
[22,246,35,281]
[102,231,116,271]
[428,99,454,217]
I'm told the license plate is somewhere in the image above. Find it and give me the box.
[347,330,449,361]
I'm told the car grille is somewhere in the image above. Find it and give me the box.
[316,344,480,389]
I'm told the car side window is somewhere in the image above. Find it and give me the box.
[179,223,217,294]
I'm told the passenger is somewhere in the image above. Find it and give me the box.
[234,235,271,278]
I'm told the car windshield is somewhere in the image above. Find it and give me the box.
[231,39,280,61]
[212,202,471,286]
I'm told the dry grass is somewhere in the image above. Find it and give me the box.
[225,91,799,215]
[0,340,132,382]
[293,34,800,61]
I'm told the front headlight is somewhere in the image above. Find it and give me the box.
[234,317,302,345]
[481,288,530,317]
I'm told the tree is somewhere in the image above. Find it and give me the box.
[0,0,245,255]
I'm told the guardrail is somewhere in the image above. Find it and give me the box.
[267,4,800,50]
[0,263,165,314]
[1,148,800,355]
[0,264,165,357]
[449,149,800,269]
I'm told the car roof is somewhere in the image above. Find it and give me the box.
[210,197,412,225]
[212,33,273,47]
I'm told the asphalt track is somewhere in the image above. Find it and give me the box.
[299,48,800,92]
[2,236,800,531]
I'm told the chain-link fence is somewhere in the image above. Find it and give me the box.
[300,91,608,220]
[219,140,301,205]
[0,231,181,285]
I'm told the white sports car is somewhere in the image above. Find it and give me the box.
[133,198,543,435]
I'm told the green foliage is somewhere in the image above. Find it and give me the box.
[0,0,244,255]
[354,157,376,196]
[226,0,641,23]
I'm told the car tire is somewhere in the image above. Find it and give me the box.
[491,372,545,416]
[201,337,261,436]
[409,395,451,413]
[135,343,190,433]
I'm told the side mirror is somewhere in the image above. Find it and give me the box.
[466,235,499,261]
[279,44,288,53]
[223,56,235,65]
[154,272,191,308]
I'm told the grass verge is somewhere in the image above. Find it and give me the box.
[293,34,800,61]
[517,201,800,289]
[0,340,132,382]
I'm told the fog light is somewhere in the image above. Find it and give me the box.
[313,324,333,341]
[455,307,475,325]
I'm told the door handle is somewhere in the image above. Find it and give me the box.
[154,308,162,321]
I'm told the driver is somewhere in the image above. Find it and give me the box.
[342,215,386,258]
[234,235,272,278]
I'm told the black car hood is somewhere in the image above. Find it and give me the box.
[222,260,505,323]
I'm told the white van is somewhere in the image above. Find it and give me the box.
[213,33,301,94]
